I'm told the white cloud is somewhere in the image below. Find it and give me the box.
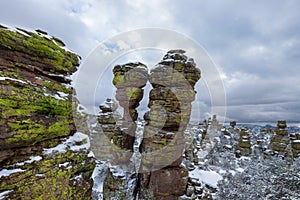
[242,45,269,58]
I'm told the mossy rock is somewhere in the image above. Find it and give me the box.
[112,63,148,88]
[271,142,287,152]
[277,120,287,129]
[238,141,251,149]
[0,28,79,74]
[292,141,300,150]
[0,150,95,199]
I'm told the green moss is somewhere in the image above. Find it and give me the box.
[238,141,251,148]
[112,74,124,86]
[6,120,72,144]
[0,151,95,199]
[0,28,79,73]
[174,62,185,72]
[1,79,73,145]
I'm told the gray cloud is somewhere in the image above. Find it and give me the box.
[1,0,299,123]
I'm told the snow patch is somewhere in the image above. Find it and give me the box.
[236,167,245,173]
[0,77,27,84]
[0,168,25,178]
[0,190,13,200]
[43,132,90,155]
[15,156,42,166]
[88,151,95,158]
[189,168,222,188]
[92,162,108,200]
[59,162,70,168]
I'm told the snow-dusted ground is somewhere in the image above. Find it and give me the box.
[189,168,222,188]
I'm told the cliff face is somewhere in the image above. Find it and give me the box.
[0,25,94,199]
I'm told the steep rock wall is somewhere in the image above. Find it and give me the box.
[0,25,94,199]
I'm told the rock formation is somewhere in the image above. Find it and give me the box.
[139,50,201,199]
[271,120,290,154]
[229,121,237,129]
[291,133,300,158]
[236,128,252,157]
[94,63,148,199]
[0,25,94,199]
[112,62,148,157]
[92,98,121,163]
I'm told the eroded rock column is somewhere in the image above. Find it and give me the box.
[271,120,290,154]
[98,63,148,199]
[139,50,201,199]
[112,62,148,162]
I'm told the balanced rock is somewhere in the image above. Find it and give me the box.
[271,120,290,153]
[140,50,201,200]
[236,128,252,157]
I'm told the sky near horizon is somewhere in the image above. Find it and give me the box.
[0,0,300,123]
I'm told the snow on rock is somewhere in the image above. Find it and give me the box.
[15,156,42,166]
[0,168,26,178]
[59,162,70,168]
[0,190,13,200]
[43,132,90,155]
[189,168,222,188]
[92,162,108,200]
[236,167,245,173]
[0,77,27,84]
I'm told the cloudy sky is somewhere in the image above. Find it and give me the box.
[1,0,300,123]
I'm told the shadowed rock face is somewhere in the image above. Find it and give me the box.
[140,49,201,199]
[0,25,95,199]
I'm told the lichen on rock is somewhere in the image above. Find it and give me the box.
[0,25,95,199]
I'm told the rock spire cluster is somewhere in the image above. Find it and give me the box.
[96,49,201,199]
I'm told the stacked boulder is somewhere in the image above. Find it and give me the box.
[113,62,148,122]
[94,63,148,165]
[140,50,201,199]
[92,98,120,162]
[112,62,148,160]
[96,63,148,199]
[291,133,300,158]
[271,120,290,154]
[236,128,252,157]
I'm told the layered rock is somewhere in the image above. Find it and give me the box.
[291,133,300,157]
[92,99,122,163]
[112,62,148,153]
[236,128,252,157]
[0,25,94,199]
[140,50,201,199]
[95,63,148,199]
[271,120,290,153]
